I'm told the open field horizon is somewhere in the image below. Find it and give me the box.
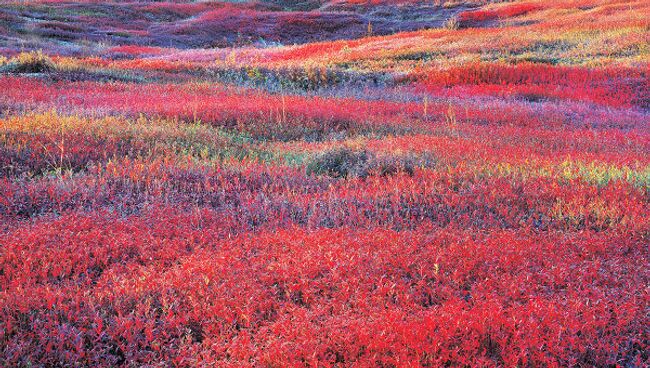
[0,0,648,366]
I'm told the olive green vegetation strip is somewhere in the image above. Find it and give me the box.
[477,160,650,188]
[1,112,405,173]
[267,137,650,188]
[270,128,649,187]
[4,113,648,187]
[1,112,278,169]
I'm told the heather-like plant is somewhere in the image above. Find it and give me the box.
[0,0,648,366]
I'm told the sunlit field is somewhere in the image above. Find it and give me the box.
[0,0,648,366]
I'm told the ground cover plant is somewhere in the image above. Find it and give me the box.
[0,0,648,367]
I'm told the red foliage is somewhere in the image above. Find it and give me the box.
[0,77,428,136]
[0,1,648,366]
[1,79,648,366]
[458,3,542,24]
[1,76,646,133]
[1,211,648,366]
[106,45,166,56]
[416,62,649,109]
[137,2,218,17]
[164,6,363,46]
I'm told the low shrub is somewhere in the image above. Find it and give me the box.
[1,51,56,74]
[306,147,372,178]
[373,154,416,177]
[306,147,418,179]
